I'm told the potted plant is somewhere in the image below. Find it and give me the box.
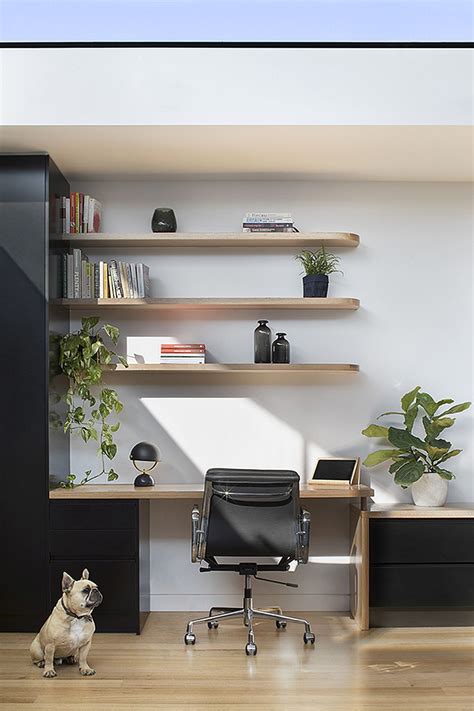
[56,316,128,488]
[295,247,342,297]
[362,386,471,506]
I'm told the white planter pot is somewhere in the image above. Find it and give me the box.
[411,472,448,507]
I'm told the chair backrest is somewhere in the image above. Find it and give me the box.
[202,468,301,559]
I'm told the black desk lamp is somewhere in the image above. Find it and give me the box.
[130,441,160,487]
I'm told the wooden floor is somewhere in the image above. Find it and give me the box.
[0,613,473,710]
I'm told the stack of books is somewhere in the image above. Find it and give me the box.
[242,212,294,232]
[61,249,150,299]
[160,344,206,364]
[61,193,103,233]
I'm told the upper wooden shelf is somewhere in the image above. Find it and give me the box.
[56,232,360,249]
[49,483,373,500]
[104,363,359,374]
[55,297,360,311]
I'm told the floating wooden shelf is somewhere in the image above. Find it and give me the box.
[56,232,359,248]
[50,483,374,500]
[103,363,359,374]
[55,297,360,311]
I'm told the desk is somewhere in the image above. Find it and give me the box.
[350,503,474,630]
[49,484,374,633]
[50,483,374,501]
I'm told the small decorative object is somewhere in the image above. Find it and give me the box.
[56,317,128,488]
[362,386,471,507]
[151,208,177,233]
[295,247,342,298]
[310,457,360,487]
[254,319,271,363]
[130,441,161,487]
[272,332,290,364]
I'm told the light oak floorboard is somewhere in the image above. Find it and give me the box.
[0,613,473,710]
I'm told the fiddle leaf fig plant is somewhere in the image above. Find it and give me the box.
[58,316,128,488]
[362,386,471,488]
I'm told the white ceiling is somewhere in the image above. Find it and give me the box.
[0,126,472,182]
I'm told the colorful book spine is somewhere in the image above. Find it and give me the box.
[69,193,76,233]
[75,193,80,235]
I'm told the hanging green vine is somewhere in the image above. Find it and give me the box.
[58,316,128,488]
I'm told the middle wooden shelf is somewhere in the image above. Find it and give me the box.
[56,297,360,311]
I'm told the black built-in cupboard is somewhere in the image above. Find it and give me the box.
[0,154,148,633]
[0,153,69,631]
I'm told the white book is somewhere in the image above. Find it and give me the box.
[67,254,74,298]
[65,198,70,234]
[126,336,179,364]
[83,195,90,233]
[99,261,104,298]
[131,263,138,299]
[160,357,206,364]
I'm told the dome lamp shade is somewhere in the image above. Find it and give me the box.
[130,441,161,487]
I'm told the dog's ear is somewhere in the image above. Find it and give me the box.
[62,572,75,593]
[81,569,89,580]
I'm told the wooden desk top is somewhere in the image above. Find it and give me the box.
[355,502,474,519]
[49,483,374,500]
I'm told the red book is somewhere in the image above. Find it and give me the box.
[69,192,75,233]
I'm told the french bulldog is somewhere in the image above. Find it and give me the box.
[30,569,103,678]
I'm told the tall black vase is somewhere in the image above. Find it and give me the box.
[151,208,177,233]
[272,333,290,364]
[254,320,271,363]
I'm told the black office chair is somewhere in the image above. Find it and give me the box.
[184,468,315,655]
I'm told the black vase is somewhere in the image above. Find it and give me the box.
[151,208,177,233]
[303,274,329,297]
[272,333,290,364]
[254,320,271,363]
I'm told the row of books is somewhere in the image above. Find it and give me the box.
[160,343,206,364]
[242,212,295,233]
[61,249,150,299]
[61,194,103,234]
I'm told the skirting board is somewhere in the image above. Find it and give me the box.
[148,594,350,612]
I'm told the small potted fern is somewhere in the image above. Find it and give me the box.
[295,247,342,297]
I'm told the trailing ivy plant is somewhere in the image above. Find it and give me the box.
[362,387,471,488]
[295,247,343,276]
[58,316,128,488]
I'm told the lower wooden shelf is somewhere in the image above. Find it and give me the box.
[103,363,359,374]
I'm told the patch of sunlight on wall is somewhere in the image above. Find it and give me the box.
[141,397,307,476]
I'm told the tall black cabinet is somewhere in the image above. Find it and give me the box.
[0,153,70,631]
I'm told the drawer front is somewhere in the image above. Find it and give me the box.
[50,528,137,559]
[370,519,474,565]
[50,559,139,633]
[50,500,138,530]
[370,564,474,607]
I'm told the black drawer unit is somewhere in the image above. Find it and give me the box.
[49,499,150,633]
[370,519,474,565]
[369,517,474,613]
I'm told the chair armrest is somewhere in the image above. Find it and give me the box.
[191,504,201,563]
[297,508,311,563]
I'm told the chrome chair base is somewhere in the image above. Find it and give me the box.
[184,575,316,655]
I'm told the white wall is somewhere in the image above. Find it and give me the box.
[2,48,472,125]
[68,178,473,611]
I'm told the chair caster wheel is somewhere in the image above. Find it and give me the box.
[245,642,257,656]
[276,620,287,630]
[207,621,219,629]
[184,633,196,645]
[303,632,316,645]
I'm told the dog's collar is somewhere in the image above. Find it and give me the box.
[61,598,93,622]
